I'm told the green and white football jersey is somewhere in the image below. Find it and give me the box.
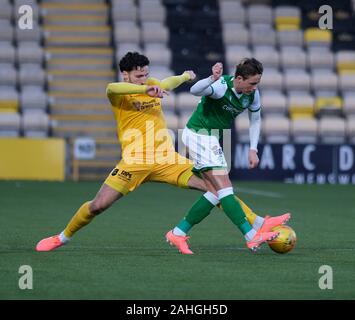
[187,75,261,133]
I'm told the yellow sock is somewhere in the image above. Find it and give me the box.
[235,196,258,225]
[63,201,95,238]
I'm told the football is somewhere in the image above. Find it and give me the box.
[268,225,297,254]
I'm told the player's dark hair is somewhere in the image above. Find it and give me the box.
[119,52,150,72]
[234,58,263,79]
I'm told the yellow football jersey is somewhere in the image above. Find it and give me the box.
[106,74,190,164]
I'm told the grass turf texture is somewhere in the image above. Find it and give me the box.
[0,181,354,299]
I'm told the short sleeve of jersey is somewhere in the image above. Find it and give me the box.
[208,77,228,99]
[248,89,261,112]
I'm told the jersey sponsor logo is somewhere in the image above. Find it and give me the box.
[111,168,132,180]
[119,170,132,180]
[132,101,142,110]
[111,168,119,176]
[222,104,239,116]
[130,99,160,111]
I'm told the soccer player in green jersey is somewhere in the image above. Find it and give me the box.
[166,58,291,254]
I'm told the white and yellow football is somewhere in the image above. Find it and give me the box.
[268,225,297,254]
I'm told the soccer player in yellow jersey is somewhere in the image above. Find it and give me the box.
[36,52,289,253]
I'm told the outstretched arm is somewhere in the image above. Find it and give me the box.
[190,62,223,96]
[106,82,147,96]
[106,82,168,106]
[159,71,195,90]
[190,76,215,96]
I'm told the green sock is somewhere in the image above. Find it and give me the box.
[176,195,215,233]
[219,194,253,235]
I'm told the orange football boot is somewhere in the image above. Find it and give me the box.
[36,235,64,252]
[247,230,279,252]
[259,213,291,233]
[166,230,193,254]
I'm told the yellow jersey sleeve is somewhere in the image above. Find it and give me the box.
[106,82,148,106]
[147,72,191,90]
[106,73,190,106]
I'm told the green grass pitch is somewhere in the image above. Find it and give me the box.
[0,180,354,300]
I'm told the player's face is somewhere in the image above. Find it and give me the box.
[123,66,149,85]
[234,74,262,95]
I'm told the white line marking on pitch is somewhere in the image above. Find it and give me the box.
[237,187,283,198]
